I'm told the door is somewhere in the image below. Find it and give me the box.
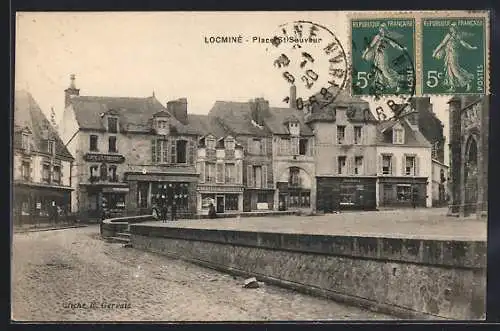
[216,196,225,213]
[279,194,288,211]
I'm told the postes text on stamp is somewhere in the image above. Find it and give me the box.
[422,17,486,95]
[351,18,416,98]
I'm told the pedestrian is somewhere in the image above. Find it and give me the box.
[208,203,217,219]
[161,203,168,223]
[52,201,59,224]
[171,202,177,222]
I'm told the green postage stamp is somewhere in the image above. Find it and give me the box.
[351,18,416,97]
[421,17,486,94]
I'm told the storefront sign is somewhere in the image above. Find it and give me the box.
[102,187,129,193]
[257,203,269,210]
[84,153,125,163]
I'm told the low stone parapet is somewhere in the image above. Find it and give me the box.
[100,215,157,238]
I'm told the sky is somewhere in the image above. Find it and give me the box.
[15,11,452,164]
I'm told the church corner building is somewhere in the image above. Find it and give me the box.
[13,90,75,224]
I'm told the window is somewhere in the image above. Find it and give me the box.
[176,140,187,164]
[22,133,30,150]
[103,193,126,209]
[21,161,30,180]
[354,126,362,144]
[137,182,149,208]
[216,163,224,183]
[108,136,117,152]
[225,139,235,150]
[405,156,416,176]
[109,165,118,182]
[206,162,216,183]
[225,194,239,211]
[152,139,169,163]
[225,163,236,183]
[254,166,262,188]
[393,128,404,144]
[289,192,310,208]
[207,137,216,150]
[299,138,308,155]
[89,135,98,151]
[47,140,55,155]
[337,125,345,144]
[396,185,412,202]
[252,139,263,155]
[382,155,392,175]
[100,163,108,180]
[42,164,50,183]
[280,138,290,155]
[354,156,363,175]
[338,156,346,174]
[291,137,299,155]
[108,117,118,133]
[89,165,98,180]
[289,167,301,186]
[157,120,168,129]
[53,166,61,184]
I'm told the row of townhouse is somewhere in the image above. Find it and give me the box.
[14,75,449,222]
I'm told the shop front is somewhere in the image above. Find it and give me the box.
[197,185,244,215]
[243,189,275,212]
[316,177,377,212]
[79,184,129,220]
[13,183,73,225]
[276,182,311,211]
[378,177,428,208]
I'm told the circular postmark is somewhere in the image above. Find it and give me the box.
[267,21,349,114]
[351,23,417,122]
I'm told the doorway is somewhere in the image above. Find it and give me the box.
[216,196,225,213]
[464,136,479,216]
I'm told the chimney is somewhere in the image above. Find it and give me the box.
[64,74,80,107]
[289,85,297,109]
[167,98,188,125]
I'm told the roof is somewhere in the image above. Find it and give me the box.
[376,119,432,148]
[264,107,314,136]
[187,114,229,138]
[14,90,74,159]
[208,101,271,137]
[69,95,199,135]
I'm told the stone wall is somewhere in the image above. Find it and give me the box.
[130,225,486,320]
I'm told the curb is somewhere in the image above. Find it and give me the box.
[14,224,88,233]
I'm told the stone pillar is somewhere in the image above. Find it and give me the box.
[310,176,317,212]
[375,178,380,208]
[459,140,466,217]
[238,193,243,212]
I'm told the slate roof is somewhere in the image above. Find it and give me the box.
[187,114,229,138]
[376,119,432,148]
[14,90,74,159]
[69,95,199,135]
[265,107,314,136]
[208,101,271,137]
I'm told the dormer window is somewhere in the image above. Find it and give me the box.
[225,138,235,150]
[108,117,118,133]
[393,127,404,144]
[206,137,216,150]
[157,120,168,129]
[153,116,170,136]
[21,132,31,151]
[47,140,55,155]
[288,121,300,136]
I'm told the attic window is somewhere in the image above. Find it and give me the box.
[393,128,404,144]
[47,140,55,155]
[21,132,31,150]
[225,138,235,150]
[157,120,168,129]
[206,137,216,150]
[108,117,118,133]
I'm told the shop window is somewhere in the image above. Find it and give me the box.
[338,156,346,175]
[103,193,126,209]
[225,163,236,183]
[339,184,356,206]
[53,166,61,184]
[354,126,362,144]
[90,135,98,151]
[337,125,345,144]
[257,193,267,203]
[42,164,50,183]
[405,156,416,176]
[299,138,308,155]
[280,138,290,155]
[21,200,30,215]
[289,191,310,208]
[108,136,117,152]
[21,161,30,180]
[109,165,118,182]
[137,182,149,208]
[201,194,216,210]
[289,167,301,186]
[206,162,216,183]
[396,185,412,202]
[354,156,363,175]
[225,194,239,211]
[382,155,392,175]
[176,140,187,164]
[108,117,118,133]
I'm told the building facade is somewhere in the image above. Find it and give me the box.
[432,159,449,207]
[189,114,244,215]
[59,75,200,220]
[13,90,74,224]
[448,95,488,218]
[209,99,275,211]
[306,91,379,211]
[375,112,432,208]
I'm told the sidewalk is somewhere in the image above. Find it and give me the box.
[13,222,88,233]
[141,208,487,241]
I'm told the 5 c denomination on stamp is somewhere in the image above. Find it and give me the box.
[422,17,486,95]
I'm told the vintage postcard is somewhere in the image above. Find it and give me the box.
[12,11,489,322]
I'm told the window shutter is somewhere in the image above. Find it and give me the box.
[308,138,314,156]
[262,165,268,188]
[415,156,419,176]
[291,137,299,155]
[188,139,195,164]
[391,155,395,175]
[247,164,253,187]
[170,139,177,164]
[247,138,253,154]
[378,154,383,175]
[151,139,157,163]
[262,138,267,155]
[162,140,168,163]
[333,156,338,175]
[198,162,205,183]
[236,162,242,184]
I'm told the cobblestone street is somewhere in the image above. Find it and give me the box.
[12,226,395,321]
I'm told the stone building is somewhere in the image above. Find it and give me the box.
[188,114,245,215]
[13,90,74,224]
[209,99,275,211]
[59,75,200,220]
[305,89,380,211]
[448,95,488,218]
